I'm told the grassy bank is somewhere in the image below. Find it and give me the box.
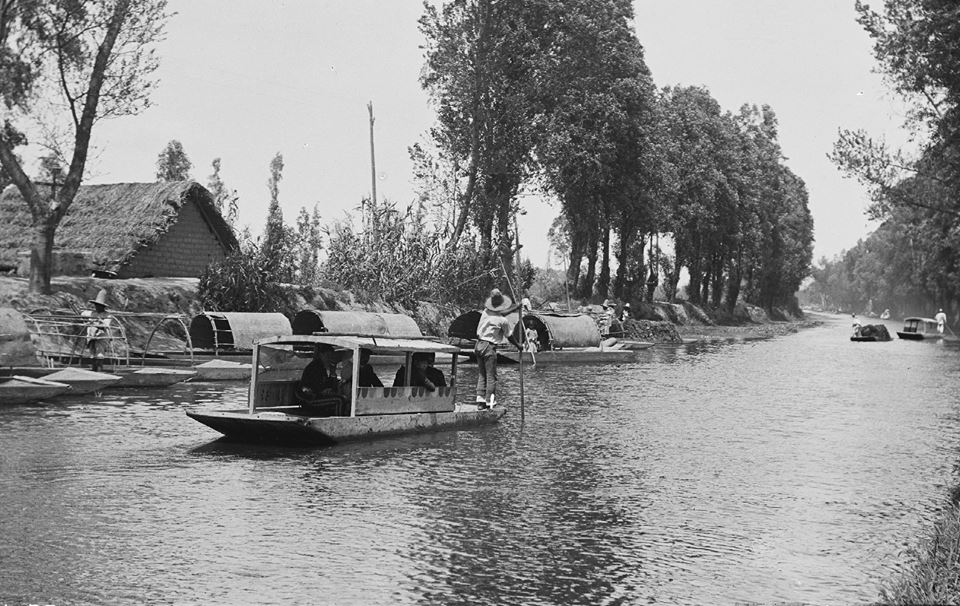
[877,488,960,604]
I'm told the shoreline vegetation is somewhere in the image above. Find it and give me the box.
[0,276,955,602]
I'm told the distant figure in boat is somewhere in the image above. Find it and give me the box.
[340,348,383,394]
[394,352,441,392]
[299,344,341,403]
[81,289,115,372]
[935,308,947,334]
[880,309,890,320]
[357,348,383,388]
[851,314,862,337]
[621,302,631,323]
[475,288,522,409]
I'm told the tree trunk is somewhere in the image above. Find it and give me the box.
[597,227,611,299]
[29,221,56,294]
[581,231,598,299]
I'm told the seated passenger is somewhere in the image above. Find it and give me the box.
[298,344,341,402]
[393,352,441,392]
[424,352,446,388]
[358,348,383,388]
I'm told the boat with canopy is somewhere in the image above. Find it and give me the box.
[186,334,505,445]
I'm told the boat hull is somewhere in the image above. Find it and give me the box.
[498,349,636,364]
[193,360,252,381]
[897,331,931,340]
[187,406,507,446]
[111,367,197,388]
[43,368,122,395]
[0,376,71,405]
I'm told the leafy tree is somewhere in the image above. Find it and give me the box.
[261,152,295,282]
[827,0,960,320]
[419,0,540,274]
[534,0,660,301]
[206,157,238,226]
[0,0,169,293]
[197,238,297,316]
[323,198,438,308]
[155,139,191,181]
[295,204,322,286]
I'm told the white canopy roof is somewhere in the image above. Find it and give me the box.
[256,333,460,354]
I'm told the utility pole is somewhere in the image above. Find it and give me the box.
[367,101,377,206]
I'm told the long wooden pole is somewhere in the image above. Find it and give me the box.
[368,101,377,205]
[500,256,524,422]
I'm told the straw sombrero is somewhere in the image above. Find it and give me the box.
[484,288,513,313]
[88,289,110,310]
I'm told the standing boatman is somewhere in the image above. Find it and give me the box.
[935,308,947,334]
[475,288,521,409]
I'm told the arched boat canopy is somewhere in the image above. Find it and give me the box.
[447,309,598,349]
[292,310,422,337]
[189,312,292,351]
[447,310,520,340]
[521,312,600,349]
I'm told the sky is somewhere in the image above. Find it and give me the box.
[83,0,915,269]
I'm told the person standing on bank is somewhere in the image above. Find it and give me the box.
[475,288,521,409]
[82,289,115,372]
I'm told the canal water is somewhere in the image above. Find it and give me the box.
[2,313,959,605]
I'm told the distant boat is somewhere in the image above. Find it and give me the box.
[851,324,892,342]
[186,334,505,446]
[111,367,196,388]
[896,317,952,341]
[43,368,121,394]
[193,359,252,381]
[0,375,71,405]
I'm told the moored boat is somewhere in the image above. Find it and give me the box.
[111,367,197,388]
[193,359,252,381]
[0,375,71,405]
[186,334,505,446]
[43,368,122,395]
[448,309,640,365]
[851,324,892,342]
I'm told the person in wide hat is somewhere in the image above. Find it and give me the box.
[475,288,521,409]
[81,289,114,371]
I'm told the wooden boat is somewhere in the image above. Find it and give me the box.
[896,317,944,341]
[0,375,71,405]
[111,367,197,388]
[186,334,506,446]
[193,359,252,381]
[43,368,122,395]
[851,324,892,342]
[448,309,640,365]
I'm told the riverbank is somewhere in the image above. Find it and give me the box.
[878,488,960,604]
[0,276,819,346]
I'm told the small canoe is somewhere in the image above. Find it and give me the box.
[111,367,197,388]
[194,359,252,381]
[43,368,122,395]
[0,375,71,405]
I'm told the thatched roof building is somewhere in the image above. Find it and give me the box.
[0,181,238,278]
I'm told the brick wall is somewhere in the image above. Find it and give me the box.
[118,200,229,278]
